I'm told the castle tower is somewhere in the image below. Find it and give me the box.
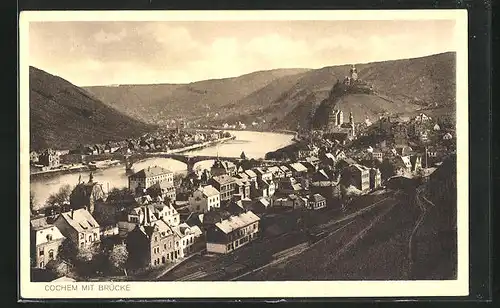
[349,112,354,124]
[338,110,343,126]
[350,65,358,81]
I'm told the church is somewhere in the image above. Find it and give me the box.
[325,110,357,143]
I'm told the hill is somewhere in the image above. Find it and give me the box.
[84,68,311,125]
[29,66,153,151]
[209,52,456,130]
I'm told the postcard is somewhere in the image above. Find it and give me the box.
[19,9,468,299]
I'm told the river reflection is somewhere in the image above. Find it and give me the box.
[30,130,294,208]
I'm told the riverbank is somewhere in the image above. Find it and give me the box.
[30,136,236,178]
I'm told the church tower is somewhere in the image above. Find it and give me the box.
[349,112,355,138]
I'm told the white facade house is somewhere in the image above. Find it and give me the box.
[188,185,221,213]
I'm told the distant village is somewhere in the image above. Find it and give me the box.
[29,128,233,174]
[30,65,456,282]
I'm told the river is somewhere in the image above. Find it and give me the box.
[30,130,294,208]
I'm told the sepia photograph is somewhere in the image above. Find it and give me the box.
[19,10,469,299]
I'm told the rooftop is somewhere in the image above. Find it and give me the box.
[215,211,260,234]
[211,174,236,185]
[59,208,100,233]
[201,185,220,197]
[130,166,173,179]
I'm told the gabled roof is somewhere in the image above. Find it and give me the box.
[211,174,236,185]
[130,166,173,179]
[289,162,308,173]
[267,166,284,174]
[279,165,291,172]
[58,208,100,233]
[244,170,257,178]
[201,185,219,197]
[33,223,65,246]
[215,211,260,234]
[311,193,326,203]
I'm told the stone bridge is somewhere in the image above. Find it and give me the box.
[125,153,283,173]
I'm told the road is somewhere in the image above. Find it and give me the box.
[158,191,399,281]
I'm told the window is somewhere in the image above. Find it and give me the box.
[89,235,93,242]
[48,249,54,260]
[39,261,44,268]
[39,249,44,256]
[155,236,158,242]
[80,234,84,240]
[46,234,53,241]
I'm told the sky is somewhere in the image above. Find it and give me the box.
[29,20,458,86]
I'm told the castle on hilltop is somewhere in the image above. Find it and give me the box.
[341,64,373,91]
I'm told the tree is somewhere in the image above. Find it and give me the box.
[379,158,397,181]
[30,191,36,214]
[47,184,72,207]
[58,238,78,264]
[108,244,129,276]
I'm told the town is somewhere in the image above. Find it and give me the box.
[30,66,456,282]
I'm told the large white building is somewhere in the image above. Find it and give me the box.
[128,166,174,193]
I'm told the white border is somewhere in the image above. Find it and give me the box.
[19,10,469,299]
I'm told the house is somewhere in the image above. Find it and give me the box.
[30,151,39,164]
[244,169,258,186]
[127,202,180,227]
[267,166,285,180]
[146,180,176,203]
[288,162,308,178]
[335,158,357,171]
[104,142,120,154]
[252,167,273,182]
[310,181,341,208]
[369,168,382,190]
[409,155,423,172]
[128,166,174,194]
[188,185,221,213]
[205,211,260,254]
[321,152,336,167]
[69,173,107,214]
[394,156,413,175]
[277,177,303,196]
[91,144,103,155]
[279,165,293,178]
[173,223,203,257]
[312,169,331,182]
[274,194,308,209]
[249,198,270,214]
[211,159,237,177]
[371,151,383,162]
[126,219,179,267]
[253,178,276,199]
[54,208,100,250]
[344,164,371,193]
[307,193,327,210]
[234,178,251,200]
[209,174,237,203]
[38,149,60,168]
[303,156,320,169]
[30,217,65,269]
